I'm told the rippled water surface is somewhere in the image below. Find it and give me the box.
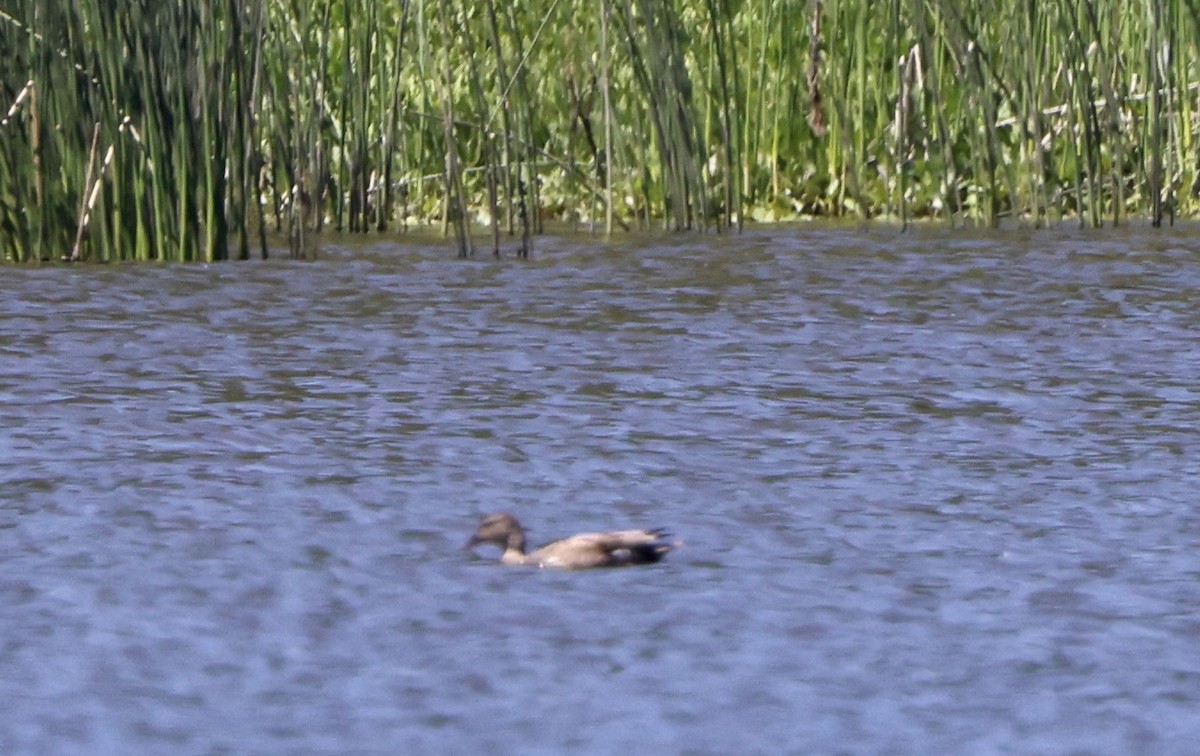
[4,225,1200,754]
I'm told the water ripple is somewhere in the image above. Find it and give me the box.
[2,226,1200,752]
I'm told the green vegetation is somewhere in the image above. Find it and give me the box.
[3,1,1200,262]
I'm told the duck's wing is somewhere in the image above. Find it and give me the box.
[532,529,674,569]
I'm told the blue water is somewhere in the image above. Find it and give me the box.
[2,226,1200,753]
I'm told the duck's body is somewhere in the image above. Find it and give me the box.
[465,513,674,569]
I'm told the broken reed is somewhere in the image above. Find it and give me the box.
[3,0,1200,263]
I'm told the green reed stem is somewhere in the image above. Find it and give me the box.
[9,0,1200,263]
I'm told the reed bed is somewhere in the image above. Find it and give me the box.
[4,0,1200,262]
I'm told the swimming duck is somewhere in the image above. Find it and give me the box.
[464,512,675,569]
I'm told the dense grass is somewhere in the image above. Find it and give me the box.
[3,1,1200,262]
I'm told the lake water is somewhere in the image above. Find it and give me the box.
[3,225,1200,754]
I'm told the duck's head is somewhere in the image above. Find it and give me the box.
[464,512,527,552]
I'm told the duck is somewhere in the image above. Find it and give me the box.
[464,512,675,569]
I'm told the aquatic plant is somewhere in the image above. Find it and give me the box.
[3,0,1199,262]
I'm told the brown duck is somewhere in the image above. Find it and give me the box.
[465,512,675,569]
